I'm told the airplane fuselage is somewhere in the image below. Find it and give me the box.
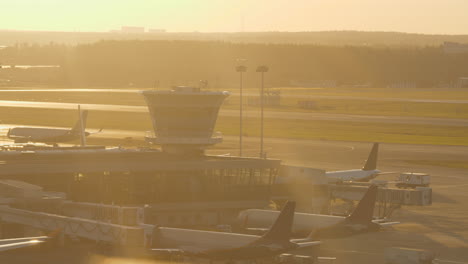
[155,227,258,250]
[153,227,296,260]
[326,169,381,183]
[8,127,88,144]
[238,210,381,239]
[239,210,345,234]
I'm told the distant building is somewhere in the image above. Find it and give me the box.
[457,77,468,88]
[148,29,166,33]
[443,42,468,54]
[120,26,145,34]
[248,90,281,107]
[387,81,416,89]
[289,80,337,88]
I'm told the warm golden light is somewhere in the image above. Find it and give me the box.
[1,0,467,34]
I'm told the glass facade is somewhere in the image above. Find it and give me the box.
[69,167,277,205]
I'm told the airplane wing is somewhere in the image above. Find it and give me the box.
[377,221,400,227]
[150,248,184,255]
[245,227,269,235]
[291,230,322,248]
[295,241,322,248]
[372,218,401,226]
[375,172,399,176]
[151,245,205,256]
[88,128,103,135]
[0,237,46,252]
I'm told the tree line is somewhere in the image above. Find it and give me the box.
[1,40,468,87]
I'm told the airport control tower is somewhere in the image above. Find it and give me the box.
[141,86,229,155]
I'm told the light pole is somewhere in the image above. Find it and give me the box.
[256,65,269,158]
[236,65,247,157]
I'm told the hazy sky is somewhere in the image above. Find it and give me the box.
[1,0,468,34]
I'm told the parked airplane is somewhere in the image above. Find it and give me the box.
[7,107,100,146]
[0,236,48,252]
[326,142,381,183]
[238,185,399,239]
[150,201,320,261]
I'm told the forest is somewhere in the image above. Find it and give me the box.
[1,40,468,87]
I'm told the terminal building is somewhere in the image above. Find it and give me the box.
[0,86,283,227]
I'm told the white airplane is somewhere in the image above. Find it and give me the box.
[0,236,48,252]
[326,142,381,183]
[150,201,320,261]
[238,185,399,239]
[7,106,101,146]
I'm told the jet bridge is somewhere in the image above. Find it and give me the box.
[0,205,149,247]
[330,184,432,218]
[0,180,151,247]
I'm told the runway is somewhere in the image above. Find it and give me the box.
[2,124,467,171]
[0,88,467,104]
[1,100,468,127]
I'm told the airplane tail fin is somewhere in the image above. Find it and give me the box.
[347,185,378,224]
[261,201,295,242]
[362,142,379,171]
[71,110,88,134]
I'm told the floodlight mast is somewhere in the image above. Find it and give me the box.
[236,65,247,157]
[256,65,269,159]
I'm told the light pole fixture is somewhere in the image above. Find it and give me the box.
[235,65,247,157]
[256,65,269,158]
